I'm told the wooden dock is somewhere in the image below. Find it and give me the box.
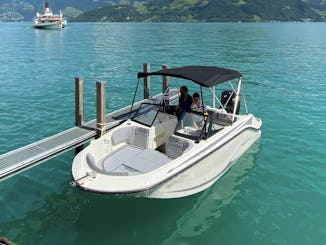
[0,67,178,181]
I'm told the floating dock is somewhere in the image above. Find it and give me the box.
[0,126,96,181]
[0,65,177,181]
[0,113,131,182]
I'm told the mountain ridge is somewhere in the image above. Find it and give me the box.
[73,0,326,22]
[1,0,325,22]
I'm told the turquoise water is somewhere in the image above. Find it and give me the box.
[1,22,326,244]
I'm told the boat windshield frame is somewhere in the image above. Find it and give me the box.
[132,102,162,127]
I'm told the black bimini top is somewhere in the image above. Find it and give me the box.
[137,66,242,88]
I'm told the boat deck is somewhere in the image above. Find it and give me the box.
[100,145,171,175]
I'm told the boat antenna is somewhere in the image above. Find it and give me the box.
[129,78,141,118]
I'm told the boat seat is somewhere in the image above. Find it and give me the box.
[133,127,149,149]
[86,153,96,168]
[86,152,107,174]
[101,145,169,175]
[122,148,170,173]
[111,127,136,146]
[111,126,149,149]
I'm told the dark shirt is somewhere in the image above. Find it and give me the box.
[178,94,193,113]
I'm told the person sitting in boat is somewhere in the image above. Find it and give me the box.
[175,86,192,119]
[191,92,207,112]
[190,92,208,128]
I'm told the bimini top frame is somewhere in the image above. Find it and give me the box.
[137,66,242,88]
[138,65,243,120]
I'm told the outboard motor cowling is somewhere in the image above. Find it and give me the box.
[220,90,240,114]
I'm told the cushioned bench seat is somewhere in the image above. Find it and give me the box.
[101,145,170,175]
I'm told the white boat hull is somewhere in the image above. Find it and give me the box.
[141,128,261,198]
[72,113,261,199]
[33,21,66,29]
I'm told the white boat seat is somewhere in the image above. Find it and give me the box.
[111,126,150,149]
[86,152,111,174]
[111,127,135,146]
[102,145,143,175]
[123,148,170,173]
[101,145,169,175]
[86,153,96,168]
[133,127,149,149]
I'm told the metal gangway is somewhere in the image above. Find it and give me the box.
[0,73,178,181]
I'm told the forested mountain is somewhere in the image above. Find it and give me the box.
[1,0,326,22]
[0,0,123,21]
[73,0,326,22]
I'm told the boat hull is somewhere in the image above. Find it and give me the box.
[72,114,261,198]
[140,127,261,198]
[33,22,66,29]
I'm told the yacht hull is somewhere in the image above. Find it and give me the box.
[33,22,66,29]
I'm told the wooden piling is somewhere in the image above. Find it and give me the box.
[162,64,169,106]
[75,77,84,126]
[75,77,85,155]
[96,81,106,136]
[143,63,150,99]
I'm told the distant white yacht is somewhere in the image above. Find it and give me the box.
[33,2,67,29]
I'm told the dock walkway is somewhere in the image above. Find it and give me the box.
[0,113,123,182]
[0,126,96,181]
[0,90,179,182]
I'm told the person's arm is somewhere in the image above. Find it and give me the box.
[175,97,182,113]
[175,104,179,114]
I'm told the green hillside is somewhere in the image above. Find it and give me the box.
[73,0,326,22]
[0,0,122,21]
[1,0,325,22]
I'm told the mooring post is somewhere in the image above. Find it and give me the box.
[96,81,106,138]
[143,63,150,99]
[75,77,84,126]
[75,77,85,155]
[162,64,169,107]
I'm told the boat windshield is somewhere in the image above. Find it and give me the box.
[132,103,162,127]
[175,111,207,140]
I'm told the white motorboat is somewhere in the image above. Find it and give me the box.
[71,66,262,198]
[33,2,67,29]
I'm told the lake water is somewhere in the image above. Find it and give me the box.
[0,22,326,244]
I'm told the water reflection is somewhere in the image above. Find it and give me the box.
[162,141,261,244]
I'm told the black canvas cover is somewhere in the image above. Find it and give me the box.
[137,66,242,87]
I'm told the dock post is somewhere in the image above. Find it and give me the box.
[143,63,150,99]
[96,81,106,138]
[75,77,84,155]
[75,77,84,126]
[162,64,169,107]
